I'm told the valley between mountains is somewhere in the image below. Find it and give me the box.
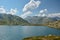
[0,14,60,29]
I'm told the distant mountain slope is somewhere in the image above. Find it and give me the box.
[25,16,60,28]
[0,13,30,25]
[25,16,57,24]
[45,20,60,29]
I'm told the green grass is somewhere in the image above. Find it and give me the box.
[23,35,60,40]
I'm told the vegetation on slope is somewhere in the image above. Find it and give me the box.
[0,14,60,29]
[23,35,60,40]
[0,14,30,25]
[44,20,60,29]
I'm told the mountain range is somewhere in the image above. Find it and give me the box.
[0,13,60,28]
[25,16,60,28]
[25,16,59,24]
[0,13,30,25]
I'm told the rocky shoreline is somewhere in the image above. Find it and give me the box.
[23,35,60,40]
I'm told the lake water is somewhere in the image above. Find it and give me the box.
[0,26,60,40]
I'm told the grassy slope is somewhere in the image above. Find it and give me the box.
[44,20,60,29]
[23,35,60,40]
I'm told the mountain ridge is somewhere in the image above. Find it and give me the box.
[0,13,30,25]
[25,16,58,24]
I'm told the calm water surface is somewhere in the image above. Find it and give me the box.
[0,26,60,40]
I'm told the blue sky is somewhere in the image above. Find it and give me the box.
[0,0,60,18]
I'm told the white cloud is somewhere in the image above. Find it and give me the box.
[0,6,6,13]
[21,0,41,18]
[20,11,32,18]
[37,9,47,17]
[47,13,60,17]
[40,9,47,13]
[23,0,41,12]
[7,8,18,15]
[35,9,47,17]
[0,6,18,15]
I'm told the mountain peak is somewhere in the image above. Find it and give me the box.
[0,14,30,25]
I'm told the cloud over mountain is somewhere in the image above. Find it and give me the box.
[0,6,18,15]
[47,13,60,17]
[0,6,6,13]
[39,9,47,13]
[20,11,32,18]
[7,8,18,15]
[36,9,47,17]
[21,0,41,18]
[23,0,41,12]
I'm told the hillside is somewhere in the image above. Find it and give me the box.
[0,14,60,29]
[25,16,60,29]
[23,35,60,40]
[44,20,60,29]
[25,16,57,24]
[0,14,30,25]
